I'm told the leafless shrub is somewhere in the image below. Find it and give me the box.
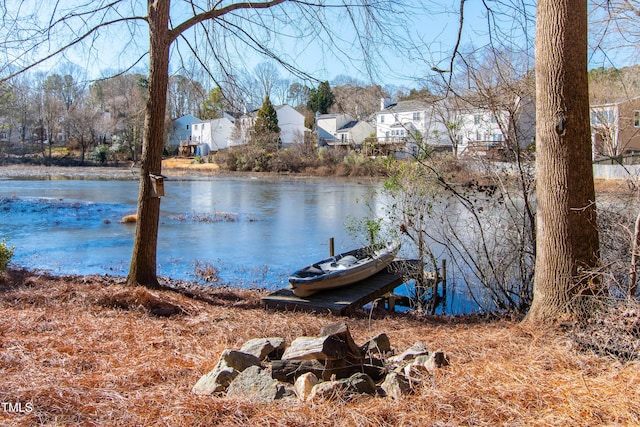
[193,260,221,283]
[378,157,535,315]
[568,297,640,360]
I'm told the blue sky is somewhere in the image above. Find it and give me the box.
[4,1,637,90]
[3,1,527,87]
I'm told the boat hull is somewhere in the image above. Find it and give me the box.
[288,241,401,297]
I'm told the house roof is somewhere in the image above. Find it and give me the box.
[379,100,431,114]
[590,95,640,108]
[336,121,358,132]
[172,114,199,123]
[318,113,353,119]
[193,115,235,125]
[241,104,301,118]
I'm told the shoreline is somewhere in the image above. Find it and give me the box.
[0,161,633,194]
[0,162,381,184]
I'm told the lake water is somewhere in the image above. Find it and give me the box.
[0,176,386,284]
[0,175,480,314]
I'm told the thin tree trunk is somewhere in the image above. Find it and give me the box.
[127,0,171,288]
[630,209,640,295]
[526,0,599,322]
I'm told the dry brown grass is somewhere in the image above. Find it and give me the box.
[1,269,639,426]
[162,157,220,174]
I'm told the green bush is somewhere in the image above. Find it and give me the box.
[0,238,14,272]
[90,145,110,163]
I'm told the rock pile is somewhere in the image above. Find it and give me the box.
[192,321,449,402]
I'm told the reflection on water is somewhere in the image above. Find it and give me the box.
[0,177,379,289]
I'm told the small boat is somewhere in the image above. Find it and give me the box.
[288,241,401,297]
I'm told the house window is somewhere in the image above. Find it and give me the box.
[492,134,503,142]
[592,109,615,125]
[635,111,640,128]
[606,109,615,123]
[491,115,498,123]
[380,115,385,124]
[474,114,482,125]
[413,112,421,121]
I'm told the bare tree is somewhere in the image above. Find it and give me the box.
[253,62,281,101]
[286,82,309,109]
[590,0,640,66]
[9,73,37,143]
[167,74,206,119]
[331,82,389,119]
[66,92,98,163]
[92,74,147,162]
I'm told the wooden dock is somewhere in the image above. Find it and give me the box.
[260,261,408,316]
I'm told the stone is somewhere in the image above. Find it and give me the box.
[380,372,414,399]
[271,359,325,383]
[240,337,286,361]
[404,351,449,379]
[319,321,363,359]
[226,365,290,402]
[282,336,353,361]
[192,364,239,395]
[344,373,377,395]
[413,351,450,371]
[308,380,347,401]
[219,349,261,371]
[282,322,363,362]
[294,372,318,401]
[361,333,392,355]
[388,342,429,363]
[191,349,261,395]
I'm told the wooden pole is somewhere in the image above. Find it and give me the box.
[441,259,447,306]
[329,237,335,257]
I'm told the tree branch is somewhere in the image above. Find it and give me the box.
[168,0,288,43]
[1,15,146,82]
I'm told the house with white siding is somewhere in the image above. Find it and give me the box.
[335,120,375,147]
[375,96,535,158]
[236,104,306,148]
[317,113,374,148]
[191,112,238,154]
[455,95,536,158]
[375,99,450,157]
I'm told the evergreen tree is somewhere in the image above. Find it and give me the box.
[201,87,225,119]
[307,81,334,114]
[253,95,280,150]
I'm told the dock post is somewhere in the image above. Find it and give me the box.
[441,259,447,303]
[329,237,335,257]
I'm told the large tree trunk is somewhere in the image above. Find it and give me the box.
[127,0,171,288]
[526,0,600,322]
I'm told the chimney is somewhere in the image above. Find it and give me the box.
[380,98,391,111]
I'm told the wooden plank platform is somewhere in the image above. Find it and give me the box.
[261,261,408,316]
